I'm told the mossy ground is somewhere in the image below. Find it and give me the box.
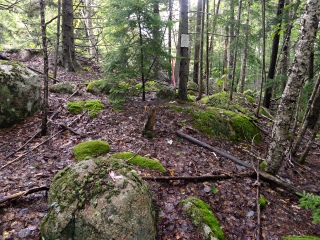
[180,197,225,240]
[112,152,166,173]
[67,99,104,118]
[282,236,320,240]
[73,140,110,161]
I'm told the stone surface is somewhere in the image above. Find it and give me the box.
[41,157,156,240]
[0,61,41,128]
[49,81,77,94]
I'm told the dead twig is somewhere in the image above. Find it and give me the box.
[176,130,303,195]
[0,186,49,205]
[0,111,87,171]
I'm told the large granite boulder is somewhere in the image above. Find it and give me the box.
[41,157,156,240]
[0,61,41,128]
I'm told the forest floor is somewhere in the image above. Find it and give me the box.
[0,53,320,240]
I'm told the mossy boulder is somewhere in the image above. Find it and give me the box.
[282,236,320,240]
[49,81,77,94]
[40,157,156,240]
[172,105,262,142]
[67,99,104,118]
[86,79,112,95]
[0,60,41,128]
[112,152,166,173]
[180,197,225,240]
[201,92,254,118]
[156,86,177,100]
[73,140,110,161]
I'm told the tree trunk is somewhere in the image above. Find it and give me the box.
[255,0,266,117]
[264,0,320,174]
[263,0,285,109]
[168,0,173,83]
[239,0,250,93]
[53,0,61,80]
[178,0,189,101]
[291,72,320,156]
[40,0,49,136]
[62,0,77,72]
[82,0,97,59]
[192,0,203,85]
[227,0,235,86]
[222,26,229,90]
[197,0,205,100]
[229,0,242,100]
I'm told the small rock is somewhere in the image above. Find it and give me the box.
[18,228,31,238]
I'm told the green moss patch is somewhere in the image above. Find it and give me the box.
[259,197,267,209]
[282,236,320,240]
[112,152,166,173]
[201,92,255,118]
[180,197,225,240]
[73,140,110,161]
[67,99,104,118]
[86,79,112,94]
[170,104,261,142]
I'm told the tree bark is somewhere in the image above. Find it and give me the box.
[62,0,77,72]
[178,0,189,101]
[263,0,285,109]
[192,0,203,85]
[196,0,205,100]
[291,72,320,155]
[229,0,242,100]
[40,0,49,136]
[264,0,320,174]
[82,0,97,59]
[239,0,250,93]
[53,0,61,80]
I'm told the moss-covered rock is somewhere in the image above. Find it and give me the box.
[156,86,177,100]
[112,152,166,173]
[202,92,255,118]
[49,81,77,94]
[0,60,41,128]
[170,104,262,142]
[73,140,110,161]
[86,79,112,95]
[41,157,156,240]
[282,236,320,240]
[180,197,225,240]
[67,99,104,118]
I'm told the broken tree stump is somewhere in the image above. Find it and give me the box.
[143,106,156,138]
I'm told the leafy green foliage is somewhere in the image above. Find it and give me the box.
[297,191,320,224]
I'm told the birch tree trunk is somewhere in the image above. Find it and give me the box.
[82,0,97,59]
[264,0,320,174]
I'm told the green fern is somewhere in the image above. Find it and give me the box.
[297,191,320,224]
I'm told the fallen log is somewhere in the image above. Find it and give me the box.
[0,186,49,205]
[142,173,254,181]
[176,130,302,195]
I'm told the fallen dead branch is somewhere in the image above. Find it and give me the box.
[0,186,49,205]
[176,130,302,195]
[142,173,254,181]
[0,111,87,171]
